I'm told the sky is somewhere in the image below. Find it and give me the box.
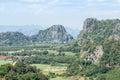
[0,0,120,30]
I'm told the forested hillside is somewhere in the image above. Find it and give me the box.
[67,18,120,80]
[0,32,29,45]
[0,25,73,45]
[78,18,120,45]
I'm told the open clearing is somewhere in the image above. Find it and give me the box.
[0,60,71,80]
[51,77,70,80]
[31,64,67,74]
[31,64,71,80]
[0,59,12,65]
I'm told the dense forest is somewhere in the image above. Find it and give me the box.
[66,18,120,80]
[0,61,49,80]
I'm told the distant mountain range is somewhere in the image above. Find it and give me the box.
[0,25,44,36]
[0,25,73,45]
[0,25,80,38]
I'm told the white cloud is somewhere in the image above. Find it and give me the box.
[29,4,44,9]
[117,0,120,3]
[87,0,105,3]
[19,0,60,4]
[0,5,5,11]
[28,4,47,11]
[24,0,61,15]
[87,10,120,17]
[102,10,120,15]
[28,4,51,15]
[87,0,107,6]
[97,0,105,2]
[19,0,45,3]
[87,0,93,2]
[49,0,59,4]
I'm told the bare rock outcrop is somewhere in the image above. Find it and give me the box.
[31,25,73,43]
[81,46,103,64]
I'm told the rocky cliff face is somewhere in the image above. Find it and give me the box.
[31,25,73,43]
[109,34,120,41]
[82,18,97,34]
[78,18,120,45]
[81,46,103,64]
[78,18,120,64]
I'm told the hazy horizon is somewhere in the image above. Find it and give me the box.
[0,25,80,38]
[0,0,120,30]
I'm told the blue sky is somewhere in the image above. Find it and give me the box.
[0,0,120,30]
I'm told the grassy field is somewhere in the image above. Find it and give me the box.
[31,64,67,74]
[47,50,58,54]
[64,51,76,56]
[0,60,67,75]
[51,77,70,80]
[0,59,12,65]
[31,64,71,80]
[0,59,70,80]
[47,50,75,56]
[31,64,51,70]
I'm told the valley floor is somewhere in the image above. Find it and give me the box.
[0,59,71,80]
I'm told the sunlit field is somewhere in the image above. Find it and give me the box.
[0,59,12,65]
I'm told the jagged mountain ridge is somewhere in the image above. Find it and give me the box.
[0,25,79,38]
[31,25,73,43]
[77,18,120,64]
[0,25,73,45]
[78,18,120,45]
